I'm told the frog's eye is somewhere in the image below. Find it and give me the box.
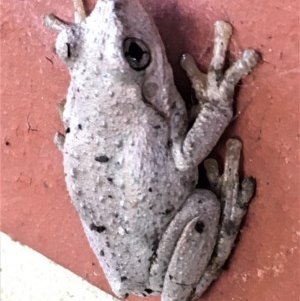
[123,38,151,71]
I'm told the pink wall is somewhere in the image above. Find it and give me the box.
[1,0,299,300]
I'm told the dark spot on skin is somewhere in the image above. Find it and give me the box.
[95,155,109,163]
[106,241,110,248]
[78,124,82,130]
[138,259,141,263]
[153,125,161,129]
[159,206,174,215]
[142,288,153,297]
[195,221,205,234]
[198,198,203,204]
[124,293,129,299]
[100,250,105,256]
[66,127,70,133]
[167,139,172,148]
[114,213,119,218]
[107,177,113,183]
[148,187,153,192]
[169,275,173,280]
[164,208,173,215]
[224,220,237,236]
[5,141,10,146]
[89,223,106,233]
[108,195,113,199]
[120,276,127,282]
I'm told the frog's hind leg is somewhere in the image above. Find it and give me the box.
[43,0,87,31]
[149,190,220,301]
[192,138,255,300]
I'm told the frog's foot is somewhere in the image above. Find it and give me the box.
[192,138,255,300]
[173,21,260,172]
[43,0,86,31]
[181,21,261,107]
[149,190,220,301]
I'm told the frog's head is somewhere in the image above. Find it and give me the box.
[52,0,178,109]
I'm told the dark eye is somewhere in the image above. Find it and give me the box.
[123,38,151,71]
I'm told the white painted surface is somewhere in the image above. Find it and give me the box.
[0,232,119,301]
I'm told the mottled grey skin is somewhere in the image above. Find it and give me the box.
[44,1,260,300]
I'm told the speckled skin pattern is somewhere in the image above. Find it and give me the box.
[44,1,260,300]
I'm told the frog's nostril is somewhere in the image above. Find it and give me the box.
[66,43,72,58]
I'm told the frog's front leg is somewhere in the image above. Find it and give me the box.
[149,190,220,301]
[172,21,260,171]
[44,0,87,150]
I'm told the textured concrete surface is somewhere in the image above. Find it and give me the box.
[1,0,299,301]
[0,232,119,301]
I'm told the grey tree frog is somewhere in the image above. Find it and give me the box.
[44,0,260,300]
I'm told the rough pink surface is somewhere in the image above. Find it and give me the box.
[1,0,299,300]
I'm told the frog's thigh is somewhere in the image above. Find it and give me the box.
[150,190,220,300]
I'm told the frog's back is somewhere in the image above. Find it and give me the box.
[62,101,196,295]
[54,0,194,296]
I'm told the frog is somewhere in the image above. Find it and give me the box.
[44,0,260,300]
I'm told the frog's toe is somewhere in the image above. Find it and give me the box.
[54,132,65,151]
